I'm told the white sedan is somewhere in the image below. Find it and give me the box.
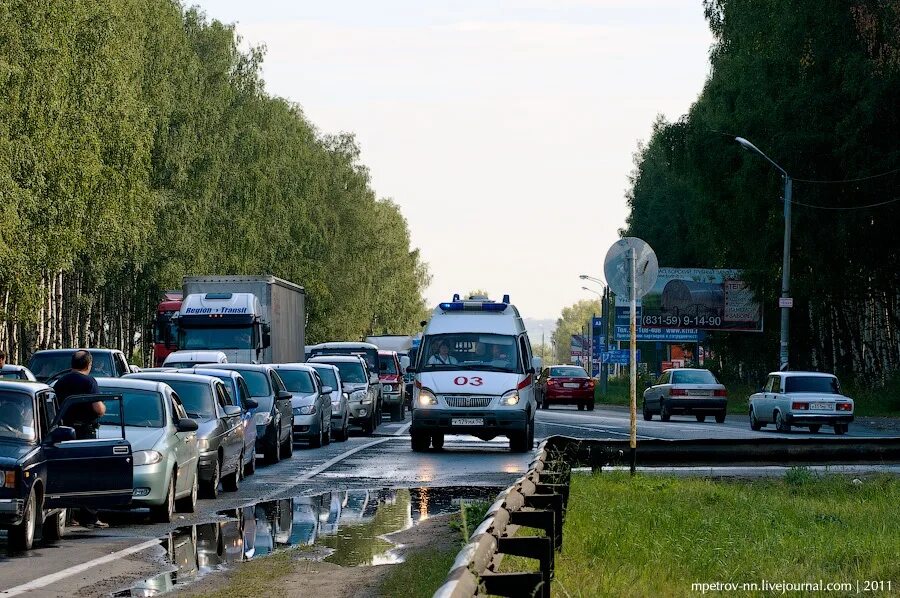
[749,371,854,434]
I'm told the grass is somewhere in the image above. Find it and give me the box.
[189,551,295,598]
[552,472,900,597]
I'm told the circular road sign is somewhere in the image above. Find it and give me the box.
[603,237,659,299]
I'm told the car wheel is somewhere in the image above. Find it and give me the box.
[660,403,671,422]
[431,433,445,450]
[244,451,257,477]
[750,408,762,431]
[201,459,220,499]
[42,508,66,544]
[176,469,198,513]
[586,400,595,411]
[323,418,332,445]
[335,418,349,441]
[643,402,653,421]
[390,404,403,422]
[222,454,241,492]
[411,430,430,452]
[809,424,821,434]
[509,429,529,453]
[282,429,294,457]
[527,417,535,447]
[715,411,726,424]
[577,403,585,411]
[152,476,175,523]
[265,428,281,464]
[834,423,848,435]
[775,411,791,433]
[309,423,323,448]
[540,400,548,410]
[695,415,707,423]
[9,489,37,551]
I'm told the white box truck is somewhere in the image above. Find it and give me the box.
[175,275,305,363]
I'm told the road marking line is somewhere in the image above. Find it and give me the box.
[540,420,655,440]
[0,538,161,596]
[394,421,411,436]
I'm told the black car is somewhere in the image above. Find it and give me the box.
[27,348,131,383]
[0,381,133,550]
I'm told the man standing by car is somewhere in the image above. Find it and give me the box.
[54,350,109,529]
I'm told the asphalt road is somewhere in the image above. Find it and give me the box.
[1,407,897,597]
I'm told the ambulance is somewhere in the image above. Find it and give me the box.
[409,295,541,453]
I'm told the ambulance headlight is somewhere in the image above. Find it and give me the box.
[418,388,438,406]
[500,391,520,406]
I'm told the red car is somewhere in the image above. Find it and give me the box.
[378,350,407,421]
[537,365,595,411]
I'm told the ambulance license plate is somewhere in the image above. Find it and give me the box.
[452,418,484,426]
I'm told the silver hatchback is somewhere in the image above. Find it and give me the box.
[642,368,728,423]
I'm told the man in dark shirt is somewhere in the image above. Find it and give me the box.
[54,350,109,529]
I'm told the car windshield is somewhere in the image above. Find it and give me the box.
[378,355,398,375]
[785,376,841,394]
[330,362,366,384]
[312,366,338,389]
[420,333,522,374]
[550,366,588,378]
[236,370,272,398]
[672,370,718,385]
[0,370,26,380]
[0,392,36,442]
[180,326,253,350]
[310,347,377,372]
[277,369,315,393]
[97,388,166,427]
[27,351,113,381]
[156,380,215,419]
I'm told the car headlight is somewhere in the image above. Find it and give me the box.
[418,388,438,406]
[254,411,273,426]
[501,391,520,406]
[383,384,394,393]
[133,450,163,466]
[293,405,316,415]
[197,438,210,451]
[1,469,16,489]
[350,390,366,401]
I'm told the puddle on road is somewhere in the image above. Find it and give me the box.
[111,486,500,597]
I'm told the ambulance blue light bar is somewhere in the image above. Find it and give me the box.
[438,300,508,312]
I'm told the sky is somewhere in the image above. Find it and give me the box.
[189,0,714,321]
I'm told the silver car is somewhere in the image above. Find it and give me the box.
[270,364,333,448]
[126,373,245,498]
[642,368,728,423]
[309,356,378,435]
[749,371,854,434]
[96,378,200,523]
[309,363,350,441]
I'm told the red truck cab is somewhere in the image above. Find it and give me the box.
[152,292,183,367]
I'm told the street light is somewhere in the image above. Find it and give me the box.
[581,286,603,298]
[579,274,606,287]
[736,136,792,371]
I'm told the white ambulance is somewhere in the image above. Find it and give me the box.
[409,295,541,453]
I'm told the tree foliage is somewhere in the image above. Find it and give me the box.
[625,0,900,384]
[0,1,429,362]
[550,299,602,365]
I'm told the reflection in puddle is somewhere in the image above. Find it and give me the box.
[111,486,500,596]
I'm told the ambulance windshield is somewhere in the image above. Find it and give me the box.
[421,333,521,374]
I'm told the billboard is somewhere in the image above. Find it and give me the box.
[570,334,588,364]
[615,268,762,339]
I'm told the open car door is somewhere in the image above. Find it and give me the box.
[44,394,133,508]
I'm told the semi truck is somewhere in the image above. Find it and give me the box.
[174,275,306,364]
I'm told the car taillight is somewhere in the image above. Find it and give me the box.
[837,403,852,411]
[792,402,808,410]
[547,379,557,386]
[586,380,595,388]
[713,389,727,397]
[669,389,688,396]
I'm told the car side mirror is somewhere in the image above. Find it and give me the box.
[399,356,410,371]
[224,405,242,417]
[531,356,543,372]
[176,418,199,432]
[277,390,292,401]
[49,426,76,444]
[405,366,417,374]
[321,386,333,395]
[246,398,259,410]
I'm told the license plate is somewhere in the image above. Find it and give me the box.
[563,383,580,388]
[810,402,833,410]
[692,390,712,396]
[452,418,484,426]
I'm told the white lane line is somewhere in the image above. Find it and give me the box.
[1,538,161,596]
[394,421,411,436]
[540,420,655,440]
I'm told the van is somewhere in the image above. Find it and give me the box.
[409,295,541,453]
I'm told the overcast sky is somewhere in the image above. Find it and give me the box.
[189,0,714,320]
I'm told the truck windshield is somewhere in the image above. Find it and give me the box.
[785,376,841,394]
[421,334,522,374]
[180,327,254,350]
[153,311,178,344]
[97,388,166,428]
[0,392,36,442]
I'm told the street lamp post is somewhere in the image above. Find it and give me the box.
[736,137,793,371]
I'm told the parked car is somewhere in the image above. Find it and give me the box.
[27,348,131,383]
[642,368,728,423]
[308,363,350,442]
[378,350,407,421]
[95,378,199,522]
[124,373,244,497]
[749,371,854,434]
[536,365,595,410]
[0,365,37,381]
[197,364,293,463]
[270,364,332,448]
[306,342,382,419]
[308,356,378,434]
[174,368,259,477]
[0,381,133,550]
[162,350,228,368]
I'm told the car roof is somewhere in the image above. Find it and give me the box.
[1,364,29,371]
[165,350,227,359]
[769,371,836,378]
[309,355,365,364]
[309,342,378,350]
[378,350,398,357]
[97,378,168,392]
[181,368,242,380]
[308,363,339,371]
[663,368,712,373]
[198,363,273,373]
[30,348,119,355]
[0,380,48,394]
[269,363,316,372]
[125,372,220,385]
